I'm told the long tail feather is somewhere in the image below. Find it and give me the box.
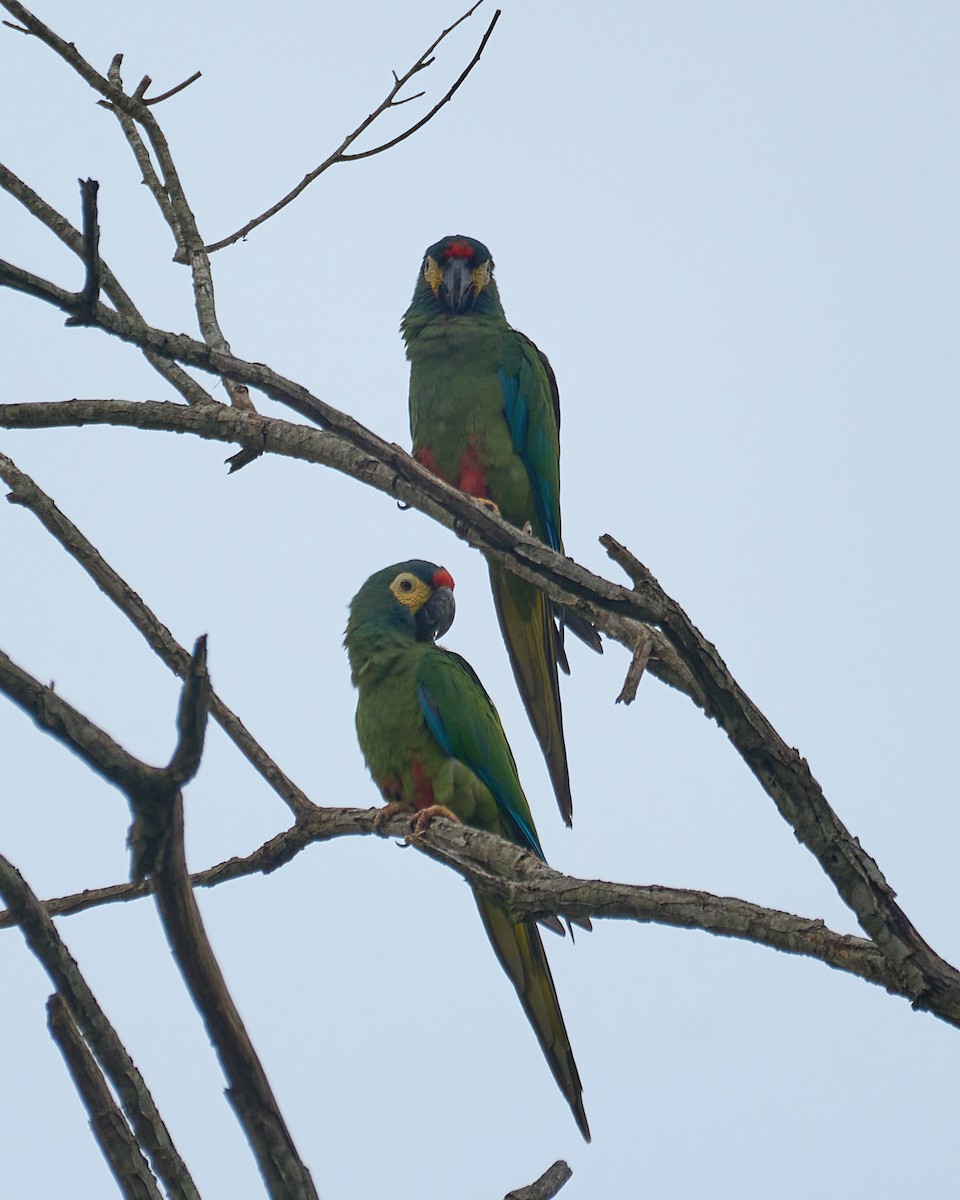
[489,565,573,825]
[475,895,590,1141]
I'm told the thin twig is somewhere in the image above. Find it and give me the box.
[341,8,501,162]
[0,7,254,412]
[104,55,180,237]
[0,162,213,405]
[143,70,202,107]
[204,2,499,252]
[47,995,165,1200]
[616,633,654,704]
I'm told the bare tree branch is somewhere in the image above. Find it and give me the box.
[47,994,165,1200]
[204,2,501,253]
[0,807,916,1016]
[0,163,213,405]
[0,450,315,820]
[0,397,700,708]
[505,1160,572,1200]
[3,378,956,1024]
[0,643,320,1198]
[142,70,201,107]
[67,177,101,324]
[0,856,200,1200]
[2,283,937,1009]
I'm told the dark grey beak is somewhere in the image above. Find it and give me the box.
[416,586,455,642]
[440,259,476,313]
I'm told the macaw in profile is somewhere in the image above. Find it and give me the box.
[344,560,590,1140]
[402,236,601,827]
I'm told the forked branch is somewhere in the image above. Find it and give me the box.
[204,2,501,253]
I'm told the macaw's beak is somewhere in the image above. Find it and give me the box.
[417,586,455,642]
[440,258,477,313]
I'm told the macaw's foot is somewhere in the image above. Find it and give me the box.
[411,804,461,835]
[474,497,501,516]
[374,802,412,834]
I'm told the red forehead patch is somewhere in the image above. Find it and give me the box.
[433,567,455,591]
[442,240,474,261]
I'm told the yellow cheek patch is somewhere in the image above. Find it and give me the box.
[389,573,432,613]
[473,261,491,295]
[423,256,443,296]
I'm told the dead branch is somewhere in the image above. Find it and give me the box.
[204,2,501,253]
[0,856,199,1200]
[505,1160,572,1200]
[65,177,101,324]
[47,995,165,1200]
[0,398,699,708]
[0,643,318,1198]
[1,360,955,1023]
[0,449,316,820]
[0,162,213,405]
[0,806,911,1016]
[142,70,201,107]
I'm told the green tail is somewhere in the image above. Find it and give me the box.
[475,894,590,1141]
[489,563,573,825]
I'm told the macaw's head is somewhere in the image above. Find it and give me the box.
[414,235,502,317]
[346,561,456,672]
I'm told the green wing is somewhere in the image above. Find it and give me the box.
[498,331,562,551]
[415,646,544,859]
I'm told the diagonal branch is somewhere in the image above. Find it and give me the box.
[2,203,958,1029]
[47,994,165,1200]
[0,162,213,405]
[0,398,700,708]
[0,449,316,820]
[505,1161,572,1200]
[204,2,500,253]
[0,856,199,1200]
[2,373,956,1023]
[0,643,320,1198]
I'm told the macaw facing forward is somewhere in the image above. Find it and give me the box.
[402,236,601,827]
[344,560,590,1140]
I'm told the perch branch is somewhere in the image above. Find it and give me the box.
[0,807,925,1020]
[0,267,949,1015]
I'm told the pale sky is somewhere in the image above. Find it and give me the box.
[2,2,959,1197]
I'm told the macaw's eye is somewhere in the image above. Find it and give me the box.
[389,571,430,610]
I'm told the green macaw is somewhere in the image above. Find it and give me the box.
[402,236,601,827]
[344,559,590,1141]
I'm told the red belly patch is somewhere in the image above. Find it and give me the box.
[410,758,436,810]
[458,444,488,498]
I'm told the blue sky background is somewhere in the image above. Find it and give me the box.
[2,2,959,1197]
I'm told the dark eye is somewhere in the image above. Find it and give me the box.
[399,578,413,592]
